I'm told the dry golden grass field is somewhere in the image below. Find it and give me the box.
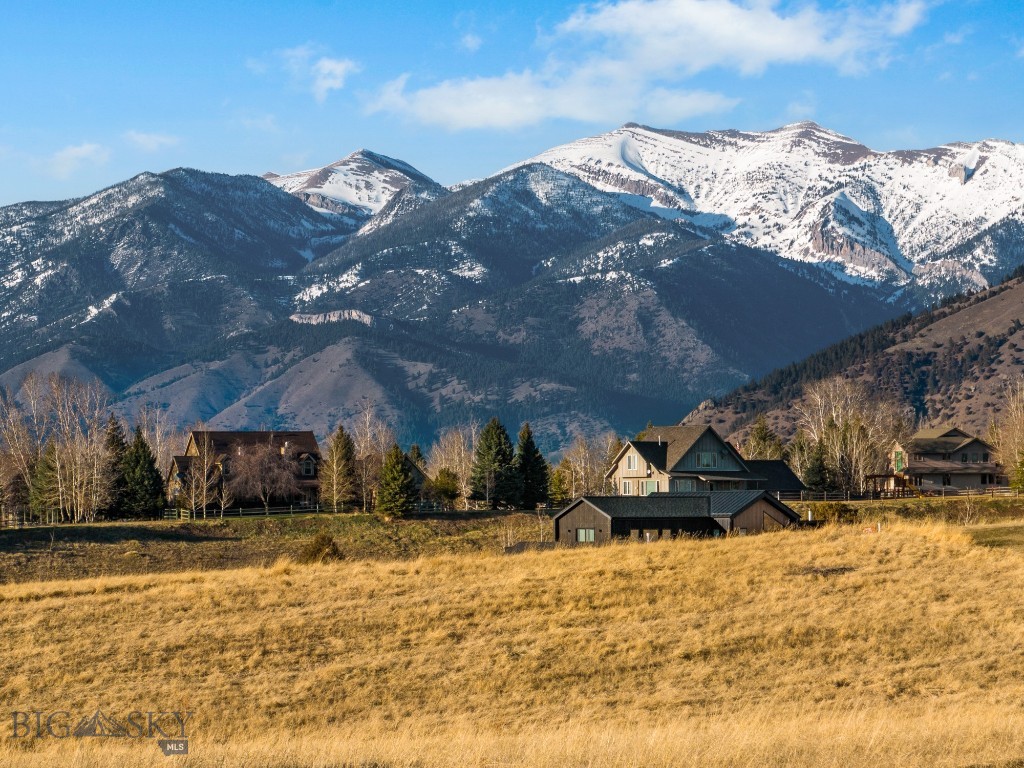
[5,520,1024,767]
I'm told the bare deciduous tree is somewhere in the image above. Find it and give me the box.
[352,400,395,514]
[227,439,299,511]
[991,376,1024,488]
[794,376,911,493]
[427,422,478,510]
[563,430,619,497]
[180,427,219,517]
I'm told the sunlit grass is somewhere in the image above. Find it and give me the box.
[3,521,1024,766]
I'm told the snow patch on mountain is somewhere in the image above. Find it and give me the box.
[522,122,1024,299]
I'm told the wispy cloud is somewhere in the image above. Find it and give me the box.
[123,130,180,152]
[371,0,930,130]
[786,92,818,121]
[238,113,280,133]
[460,33,483,53]
[253,43,360,103]
[46,143,110,179]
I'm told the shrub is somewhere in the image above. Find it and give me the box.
[298,533,344,564]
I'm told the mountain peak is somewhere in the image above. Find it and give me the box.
[263,149,444,219]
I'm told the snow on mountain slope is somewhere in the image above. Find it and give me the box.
[523,122,1024,299]
[263,149,447,228]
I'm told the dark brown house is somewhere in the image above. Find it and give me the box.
[554,492,800,544]
[167,430,321,509]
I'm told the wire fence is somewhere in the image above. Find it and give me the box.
[776,487,1022,502]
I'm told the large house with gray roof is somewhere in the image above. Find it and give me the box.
[605,425,804,496]
[889,426,1006,492]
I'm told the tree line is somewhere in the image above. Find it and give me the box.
[0,374,165,523]
[315,406,624,516]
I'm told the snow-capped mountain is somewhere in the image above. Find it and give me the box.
[263,150,447,231]
[0,168,350,387]
[3,121,1024,450]
[523,122,1024,301]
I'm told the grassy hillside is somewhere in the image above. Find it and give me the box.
[688,274,1024,441]
[5,523,1024,766]
[0,512,548,584]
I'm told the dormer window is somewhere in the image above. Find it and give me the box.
[301,459,315,477]
[696,452,718,469]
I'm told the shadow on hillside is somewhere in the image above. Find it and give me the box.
[0,522,237,552]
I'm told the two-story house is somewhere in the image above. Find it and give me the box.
[167,430,321,509]
[605,425,802,495]
[891,426,1006,491]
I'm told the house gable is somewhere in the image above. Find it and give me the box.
[667,427,746,473]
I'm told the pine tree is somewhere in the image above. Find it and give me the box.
[428,468,461,510]
[548,461,571,507]
[103,415,129,518]
[470,417,516,508]
[802,443,832,492]
[513,423,549,510]
[320,424,357,512]
[745,415,785,460]
[29,441,59,521]
[123,427,165,518]
[376,444,417,518]
[408,443,426,470]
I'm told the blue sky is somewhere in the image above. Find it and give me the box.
[0,0,1021,205]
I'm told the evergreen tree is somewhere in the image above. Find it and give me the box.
[470,417,516,508]
[548,462,571,507]
[320,424,357,512]
[103,415,129,518]
[513,422,549,510]
[408,443,426,470]
[428,468,461,510]
[745,415,785,460]
[123,427,165,518]
[802,443,833,493]
[29,441,58,521]
[376,444,417,518]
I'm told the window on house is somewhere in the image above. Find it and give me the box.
[673,478,696,492]
[696,452,718,469]
[626,454,637,471]
[622,480,632,495]
[971,453,979,463]
[642,480,658,496]
[301,459,315,477]
[983,453,990,462]
[576,528,595,543]
[962,454,968,463]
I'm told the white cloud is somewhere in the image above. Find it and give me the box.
[370,0,930,130]
[460,33,483,53]
[270,44,359,102]
[124,130,180,152]
[47,143,110,179]
[311,57,359,102]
